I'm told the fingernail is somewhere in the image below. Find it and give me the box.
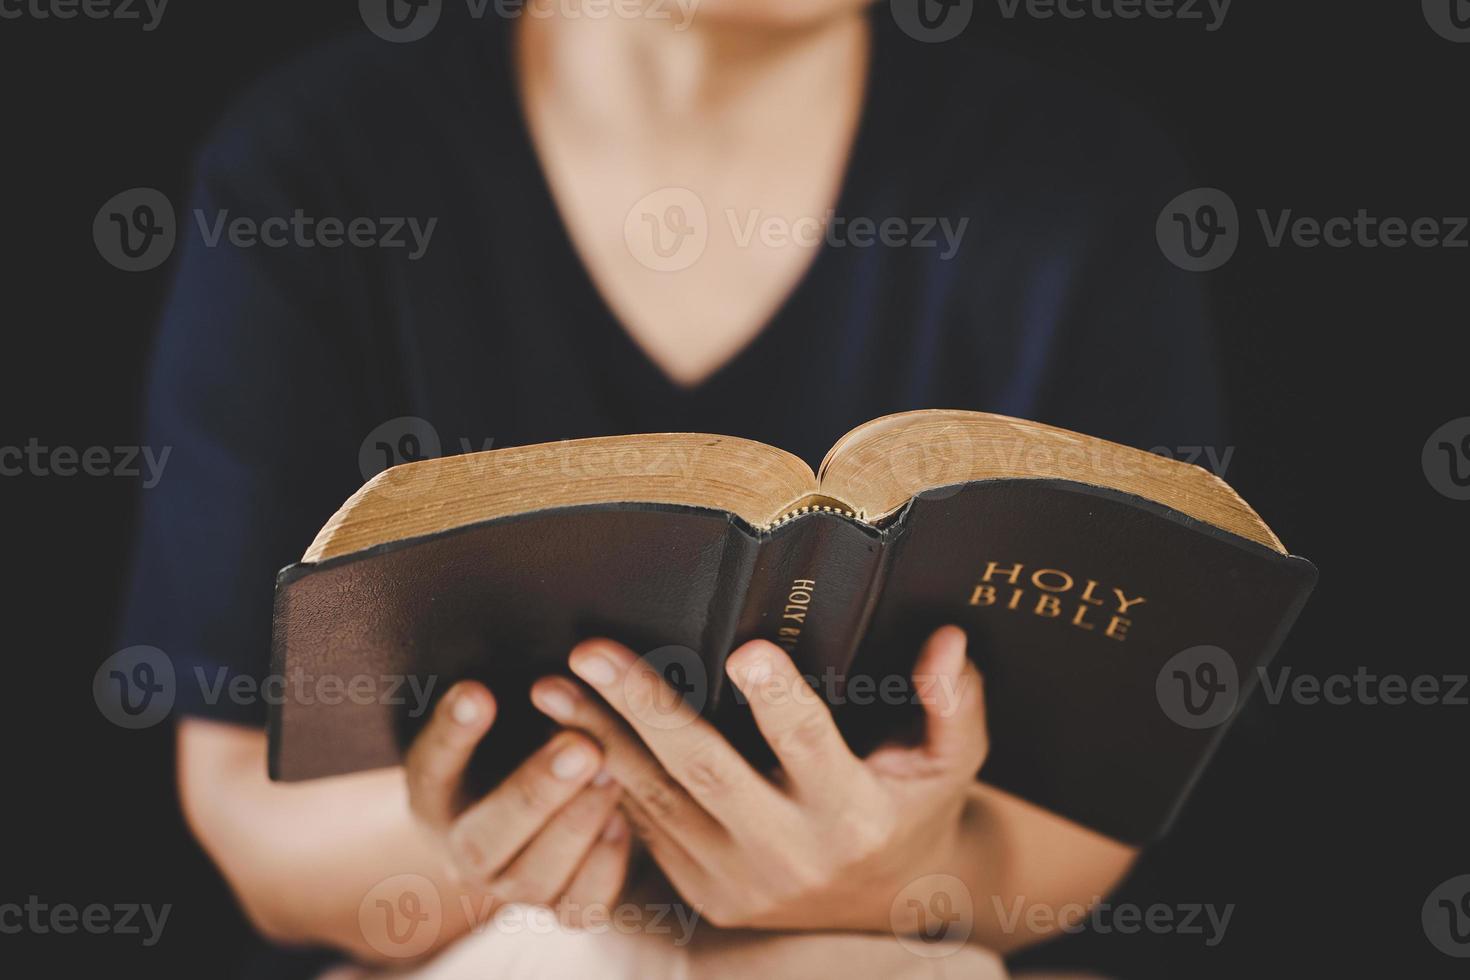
[533,683,576,720]
[592,768,612,787]
[740,654,770,688]
[938,628,968,675]
[452,692,482,726]
[601,810,628,842]
[551,743,593,780]
[574,653,618,687]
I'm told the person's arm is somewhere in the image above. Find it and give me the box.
[178,682,630,965]
[527,627,1135,953]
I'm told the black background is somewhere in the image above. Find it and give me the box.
[2,2,1465,976]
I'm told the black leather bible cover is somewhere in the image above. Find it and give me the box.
[269,478,1315,844]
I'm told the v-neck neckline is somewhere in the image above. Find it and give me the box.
[486,9,889,403]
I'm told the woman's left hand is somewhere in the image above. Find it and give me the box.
[528,625,987,932]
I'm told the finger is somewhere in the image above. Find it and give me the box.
[531,675,725,848]
[724,639,862,804]
[566,640,783,829]
[867,625,989,781]
[404,681,496,829]
[446,730,602,886]
[559,809,633,925]
[617,795,717,907]
[490,777,621,905]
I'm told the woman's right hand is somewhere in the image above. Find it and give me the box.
[404,680,632,922]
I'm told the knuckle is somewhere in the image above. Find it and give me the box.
[621,801,661,840]
[634,776,683,822]
[833,811,891,862]
[678,745,731,797]
[773,713,833,759]
[561,797,610,837]
[487,875,525,905]
[513,771,558,812]
[447,825,494,880]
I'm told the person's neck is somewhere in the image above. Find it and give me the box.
[515,8,871,144]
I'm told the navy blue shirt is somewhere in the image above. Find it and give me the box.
[122,10,1221,725]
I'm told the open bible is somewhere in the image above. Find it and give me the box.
[269,410,1315,844]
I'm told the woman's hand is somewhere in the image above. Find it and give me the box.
[528,626,988,934]
[404,681,632,922]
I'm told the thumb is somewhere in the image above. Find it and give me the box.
[866,625,989,781]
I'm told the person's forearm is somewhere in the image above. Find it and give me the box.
[934,783,1138,953]
[178,720,485,964]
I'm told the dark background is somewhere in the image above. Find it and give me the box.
[3,2,1464,976]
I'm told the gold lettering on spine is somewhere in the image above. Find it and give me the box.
[777,578,817,652]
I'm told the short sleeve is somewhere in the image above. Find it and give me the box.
[117,127,369,726]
